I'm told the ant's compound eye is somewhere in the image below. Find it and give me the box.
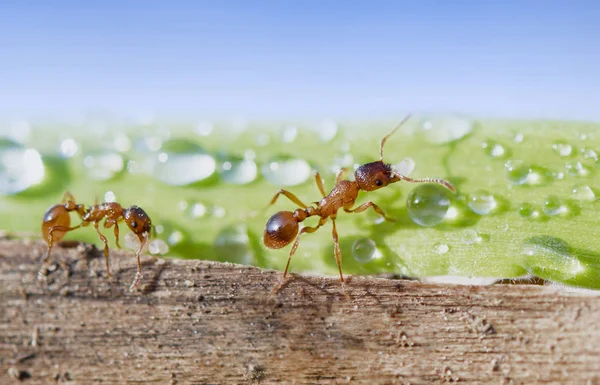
[376,179,383,186]
[131,221,138,228]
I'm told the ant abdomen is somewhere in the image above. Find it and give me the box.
[263,211,299,249]
[41,204,71,244]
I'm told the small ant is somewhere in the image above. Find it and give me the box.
[263,115,455,293]
[41,192,152,290]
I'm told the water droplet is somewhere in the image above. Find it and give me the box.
[0,139,45,195]
[406,184,452,227]
[518,203,541,220]
[543,195,563,216]
[572,184,595,201]
[319,119,338,142]
[255,133,270,146]
[522,236,583,281]
[218,156,257,185]
[83,152,124,181]
[188,202,207,218]
[504,160,530,185]
[261,157,311,186]
[214,225,254,265]
[7,120,31,143]
[351,238,381,263]
[420,116,473,144]
[134,136,163,153]
[148,239,169,255]
[210,205,226,218]
[124,233,148,251]
[432,242,449,255]
[59,138,78,158]
[513,132,524,143]
[565,161,592,177]
[168,230,184,245]
[482,140,508,158]
[104,191,116,203]
[580,148,598,162]
[526,165,554,186]
[152,140,215,185]
[462,230,482,244]
[552,141,573,157]
[281,125,298,143]
[468,191,497,215]
[393,157,415,176]
[196,121,213,136]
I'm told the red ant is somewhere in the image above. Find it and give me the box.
[41,192,152,290]
[263,115,455,293]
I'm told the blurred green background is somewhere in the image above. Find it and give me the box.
[2,116,600,289]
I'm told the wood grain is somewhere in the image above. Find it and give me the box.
[1,238,599,384]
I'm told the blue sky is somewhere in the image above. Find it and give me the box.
[1,1,599,121]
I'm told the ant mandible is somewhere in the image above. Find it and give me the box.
[41,192,152,290]
[263,115,455,292]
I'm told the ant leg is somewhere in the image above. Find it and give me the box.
[314,172,327,197]
[331,218,350,299]
[104,219,120,248]
[94,222,112,277]
[61,191,76,203]
[335,167,349,184]
[129,233,148,291]
[44,224,82,261]
[39,224,81,280]
[268,189,308,209]
[273,217,327,294]
[113,223,121,248]
[330,218,344,283]
[344,201,396,222]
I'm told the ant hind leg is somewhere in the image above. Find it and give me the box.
[273,217,327,294]
[39,224,81,280]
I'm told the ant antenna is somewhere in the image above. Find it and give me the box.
[394,173,456,193]
[380,114,412,161]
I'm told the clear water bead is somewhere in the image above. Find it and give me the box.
[351,238,381,263]
[261,157,311,186]
[407,184,452,227]
[0,139,45,195]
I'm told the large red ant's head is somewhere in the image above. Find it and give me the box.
[123,206,152,240]
[354,115,456,194]
[354,161,400,191]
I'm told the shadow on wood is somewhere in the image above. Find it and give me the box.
[1,239,599,384]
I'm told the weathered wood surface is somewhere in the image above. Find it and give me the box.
[1,238,600,384]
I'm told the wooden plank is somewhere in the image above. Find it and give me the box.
[1,238,599,384]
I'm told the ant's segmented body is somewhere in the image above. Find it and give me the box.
[41,192,152,290]
[263,115,455,292]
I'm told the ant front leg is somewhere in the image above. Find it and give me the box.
[129,233,148,291]
[344,201,396,222]
[94,222,112,277]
